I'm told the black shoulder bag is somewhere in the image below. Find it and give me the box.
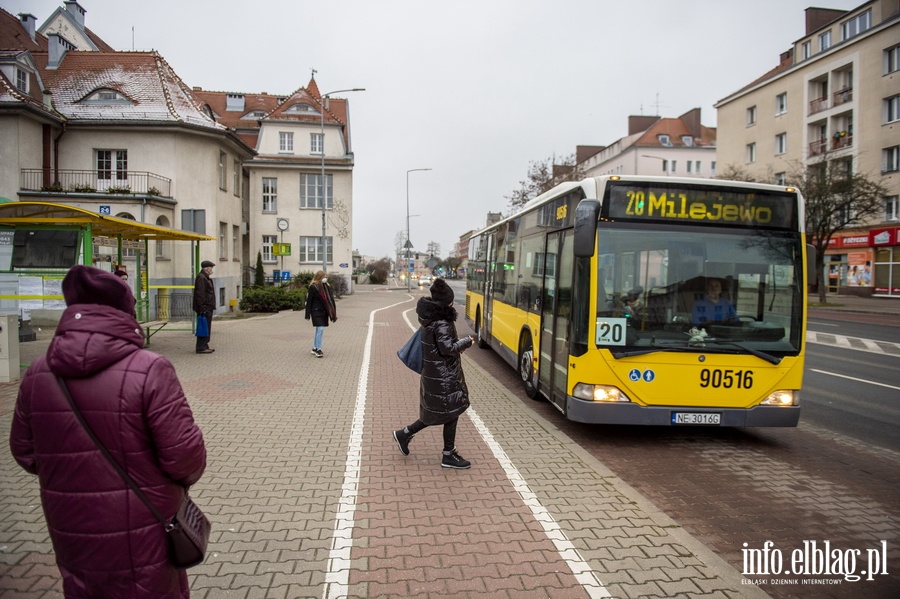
[56,377,211,569]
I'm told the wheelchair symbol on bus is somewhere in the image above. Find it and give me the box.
[629,368,656,383]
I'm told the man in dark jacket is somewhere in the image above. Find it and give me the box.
[10,265,206,598]
[393,278,475,469]
[193,260,216,354]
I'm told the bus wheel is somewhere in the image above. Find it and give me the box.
[519,337,539,399]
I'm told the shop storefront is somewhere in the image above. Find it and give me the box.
[871,226,900,297]
[823,233,873,296]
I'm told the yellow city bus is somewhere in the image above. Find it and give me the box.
[465,176,812,426]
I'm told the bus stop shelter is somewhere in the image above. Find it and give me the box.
[0,201,214,324]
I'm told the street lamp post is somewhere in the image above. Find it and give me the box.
[406,168,432,291]
[320,87,365,272]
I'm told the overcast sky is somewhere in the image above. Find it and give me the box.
[4,0,854,261]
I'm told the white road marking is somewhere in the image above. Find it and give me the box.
[322,298,411,599]
[809,369,900,391]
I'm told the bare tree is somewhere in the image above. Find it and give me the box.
[505,153,584,211]
[788,156,887,303]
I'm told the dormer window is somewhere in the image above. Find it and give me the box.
[285,103,319,115]
[681,136,694,147]
[240,110,267,120]
[15,67,28,93]
[658,134,672,147]
[82,88,132,104]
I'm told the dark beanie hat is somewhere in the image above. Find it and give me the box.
[62,265,136,315]
[430,278,454,304]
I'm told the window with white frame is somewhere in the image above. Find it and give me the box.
[226,94,244,111]
[96,150,127,184]
[887,45,900,75]
[658,134,671,147]
[262,235,277,262]
[687,161,693,174]
[232,225,239,260]
[746,143,757,163]
[841,9,871,41]
[300,173,333,209]
[711,161,716,176]
[775,133,787,155]
[262,177,277,212]
[776,93,787,115]
[884,146,900,173]
[801,41,812,60]
[681,136,693,147]
[15,67,28,92]
[775,172,787,185]
[218,152,227,190]
[279,132,294,153]
[819,30,832,52]
[746,105,757,126]
[298,236,332,264]
[886,95,900,124]
[694,161,701,174]
[670,160,677,173]
[219,222,227,260]
[233,159,240,196]
[886,196,899,222]
[311,132,324,154]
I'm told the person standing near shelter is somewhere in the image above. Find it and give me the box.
[193,260,216,354]
[9,265,206,599]
[393,278,475,469]
[304,270,337,357]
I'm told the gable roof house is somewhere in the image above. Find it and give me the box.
[576,108,717,179]
[193,77,357,284]
[1,1,352,318]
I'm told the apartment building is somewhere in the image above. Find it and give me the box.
[576,109,717,179]
[715,0,900,297]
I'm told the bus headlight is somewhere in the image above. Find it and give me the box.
[573,383,631,403]
[761,390,798,406]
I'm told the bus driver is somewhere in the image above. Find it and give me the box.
[691,277,736,326]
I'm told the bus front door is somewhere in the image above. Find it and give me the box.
[539,230,574,412]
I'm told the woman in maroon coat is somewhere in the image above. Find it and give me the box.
[9,265,206,599]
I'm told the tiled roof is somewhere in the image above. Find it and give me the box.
[0,7,45,52]
[634,117,716,148]
[193,77,351,151]
[37,51,223,129]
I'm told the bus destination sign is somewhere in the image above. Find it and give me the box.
[606,183,798,229]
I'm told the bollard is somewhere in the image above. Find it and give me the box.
[0,313,21,382]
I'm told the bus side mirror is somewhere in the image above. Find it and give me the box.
[806,244,815,285]
[574,199,600,258]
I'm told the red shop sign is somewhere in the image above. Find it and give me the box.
[869,227,900,247]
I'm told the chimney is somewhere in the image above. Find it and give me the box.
[628,115,660,136]
[18,13,37,41]
[63,1,86,30]
[47,34,68,69]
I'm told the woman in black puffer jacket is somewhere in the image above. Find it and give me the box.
[392,278,475,469]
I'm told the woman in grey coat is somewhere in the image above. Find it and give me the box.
[393,278,475,469]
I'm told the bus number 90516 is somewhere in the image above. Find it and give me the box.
[700,369,753,389]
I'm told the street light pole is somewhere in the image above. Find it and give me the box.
[320,87,365,272]
[640,154,668,176]
[406,168,432,292]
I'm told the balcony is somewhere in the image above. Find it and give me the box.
[832,131,853,150]
[833,87,853,106]
[809,96,829,115]
[19,169,172,197]
[808,138,828,157]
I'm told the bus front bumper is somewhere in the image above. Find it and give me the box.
[566,397,800,427]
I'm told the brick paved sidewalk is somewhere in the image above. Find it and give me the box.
[0,287,768,598]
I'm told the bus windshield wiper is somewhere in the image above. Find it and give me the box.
[702,339,782,365]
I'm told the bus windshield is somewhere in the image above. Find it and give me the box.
[595,225,804,355]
